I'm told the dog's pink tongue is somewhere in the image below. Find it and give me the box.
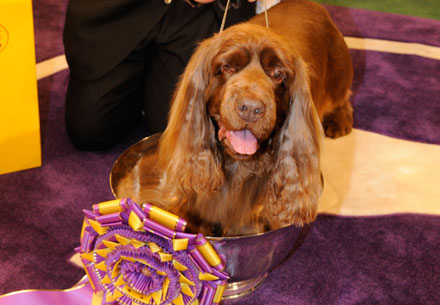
[226,130,258,155]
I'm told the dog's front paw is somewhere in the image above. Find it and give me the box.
[323,102,353,138]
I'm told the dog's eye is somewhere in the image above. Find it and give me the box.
[215,64,235,76]
[272,70,285,84]
[221,64,234,74]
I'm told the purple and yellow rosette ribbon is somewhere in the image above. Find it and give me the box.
[78,198,228,305]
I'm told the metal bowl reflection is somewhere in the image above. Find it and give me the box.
[110,134,303,298]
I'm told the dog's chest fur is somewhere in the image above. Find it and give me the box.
[187,153,272,235]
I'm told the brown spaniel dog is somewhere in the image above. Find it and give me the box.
[117,0,353,236]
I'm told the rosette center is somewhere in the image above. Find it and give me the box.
[119,259,164,295]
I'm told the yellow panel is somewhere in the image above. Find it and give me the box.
[0,0,41,174]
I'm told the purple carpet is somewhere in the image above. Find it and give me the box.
[1,1,439,304]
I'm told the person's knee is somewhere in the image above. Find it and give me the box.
[66,97,145,150]
[65,110,113,150]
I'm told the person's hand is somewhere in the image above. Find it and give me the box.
[193,0,255,3]
[193,0,215,3]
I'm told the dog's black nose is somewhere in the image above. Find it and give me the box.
[236,98,265,122]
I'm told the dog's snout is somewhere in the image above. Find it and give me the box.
[236,98,266,122]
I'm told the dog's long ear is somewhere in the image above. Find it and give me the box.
[158,37,224,196]
[265,56,324,228]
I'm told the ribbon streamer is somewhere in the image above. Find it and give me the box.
[0,277,93,305]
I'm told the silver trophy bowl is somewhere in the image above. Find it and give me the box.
[110,133,304,298]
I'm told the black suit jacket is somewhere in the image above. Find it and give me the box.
[63,0,255,80]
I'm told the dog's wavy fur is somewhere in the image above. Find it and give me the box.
[117,0,353,236]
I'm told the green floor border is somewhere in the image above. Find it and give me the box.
[313,0,440,20]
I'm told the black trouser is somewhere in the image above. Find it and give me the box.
[65,2,230,150]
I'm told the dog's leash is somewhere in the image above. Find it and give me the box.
[219,0,270,32]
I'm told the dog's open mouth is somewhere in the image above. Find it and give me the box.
[218,123,258,155]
